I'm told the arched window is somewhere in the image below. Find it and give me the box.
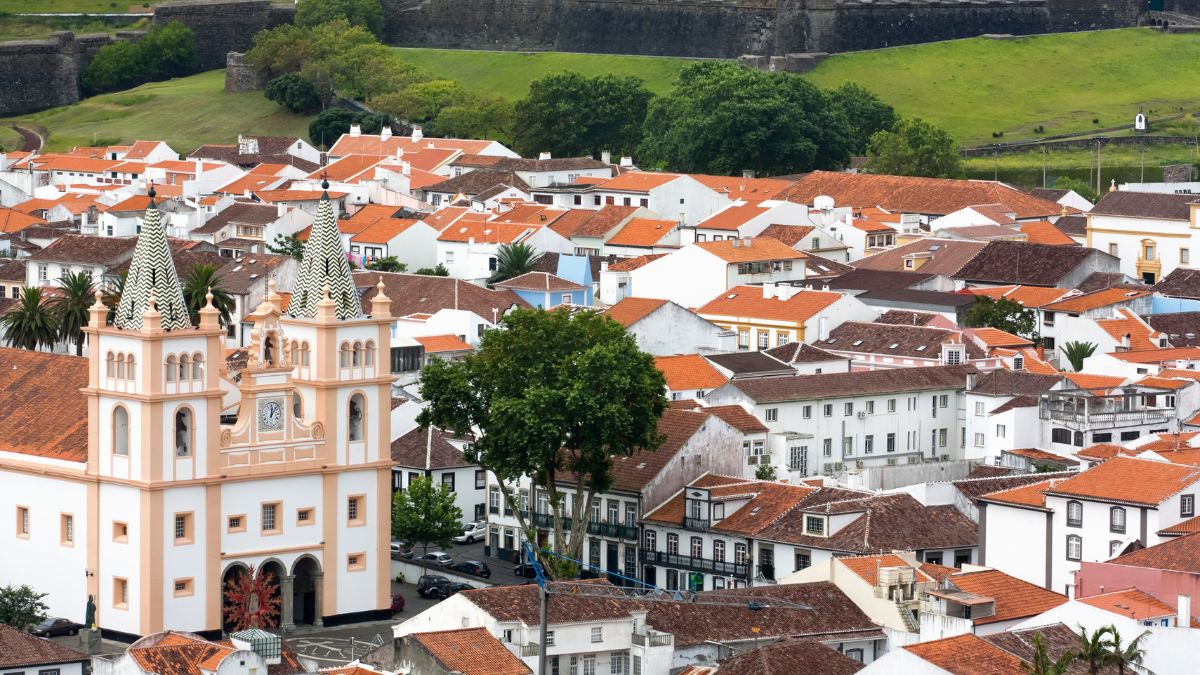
[116,354,125,380]
[174,408,193,457]
[1066,534,1082,561]
[292,392,302,419]
[301,342,311,367]
[113,406,129,456]
[178,354,190,382]
[192,353,203,380]
[348,394,365,442]
[1110,506,1126,534]
[1066,500,1083,527]
[106,352,115,378]
[339,343,350,368]
[352,341,362,367]
[126,355,136,381]
[364,340,375,367]
[165,355,177,383]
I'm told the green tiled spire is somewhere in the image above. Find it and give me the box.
[287,179,360,320]
[113,186,191,331]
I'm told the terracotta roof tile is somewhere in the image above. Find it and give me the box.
[853,238,985,276]
[351,217,419,244]
[414,334,473,353]
[839,554,932,586]
[1091,190,1196,220]
[1110,530,1200,573]
[1019,220,1078,246]
[1110,346,1200,363]
[255,189,347,202]
[953,241,1101,286]
[0,624,87,668]
[726,365,975,403]
[423,169,529,196]
[1064,372,1127,393]
[947,569,1067,624]
[436,221,538,244]
[905,633,1026,674]
[354,271,530,318]
[1004,447,1080,466]
[329,133,494,157]
[0,207,46,233]
[1044,288,1153,313]
[0,349,88,462]
[606,253,665,272]
[818,321,982,360]
[606,217,677,247]
[409,627,531,675]
[1147,316,1200,347]
[550,205,638,239]
[784,171,1062,218]
[698,285,841,324]
[604,297,668,327]
[757,223,815,246]
[696,203,769,231]
[711,638,865,675]
[654,354,729,391]
[695,237,806,263]
[1078,588,1176,621]
[1154,267,1200,300]
[703,404,769,434]
[599,172,682,192]
[874,309,942,326]
[968,326,1033,349]
[969,369,1062,396]
[494,271,584,292]
[1045,455,1200,505]
[1157,513,1200,536]
[690,175,794,199]
[977,479,1060,510]
[763,341,847,365]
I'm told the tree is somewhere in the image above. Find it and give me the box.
[754,464,777,481]
[1053,176,1099,204]
[307,109,395,149]
[181,263,236,327]
[640,61,852,176]
[0,584,49,630]
[295,0,384,38]
[137,19,202,79]
[488,242,543,285]
[49,271,96,356]
[963,296,1036,340]
[1024,633,1075,675]
[366,256,407,272]
[514,72,653,158]
[392,476,464,555]
[415,264,449,276]
[102,272,125,326]
[1106,626,1151,675]
[1075,624,1115,675]
[433,97,515,140]
[243,23,314,79]
[418,309,668,576]
[80,40,147,95]
[265,73,322,114]
[222,565,281,631]
[81,21,200,95]
[828,82,896,155]
[1060,341,1098,372]
[1,287,59,351]
[864,117,963,178]
[267,233,305,261]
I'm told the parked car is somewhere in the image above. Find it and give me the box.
[390,541,414,560]
[429,582,474,600]
[453,521,487,544]
[389,593,406,613]
[513,563,538,579]
[419,551,454,566]
[416,574,451,598]
[31,617,83,637]
[450,559,491,578]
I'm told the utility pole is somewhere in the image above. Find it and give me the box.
[1042,145,1047,188]
[538,583,549,675]
[1096,140,1102,196]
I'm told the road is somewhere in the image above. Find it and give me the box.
[11,124,43,153]
[404,538,533,587]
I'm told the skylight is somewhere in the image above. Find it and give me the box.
[916,345,926,351]
[888,343,899,349]
[852,340,863,346]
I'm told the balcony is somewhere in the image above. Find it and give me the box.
[632,630,674,648]
[530,512,638,540]
[1039,396,1175,430]
[520,643,539,657]
[642,549,748,578]
[683,517,710,532]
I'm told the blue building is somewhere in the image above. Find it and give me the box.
[494,271,589,309]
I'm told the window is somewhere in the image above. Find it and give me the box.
[822,438,832,457]
[765,408,778,422]
[348,495,365,525]
[939,429,948,447]
[1052,428,1072,444]
[262,502,280,534]
[842,436,853,454]
[713,539,725,561]
[805,516,824,535]
[1066,534,1082,561]
[644,529,657,551]
[690,536,703,558]
[582,655,596,675]
[795,549,812,570]
[758,332,769,350]
[996,424,1006,439]
[442,473,456,492]
[887,398,896,413]
[845,649,864,663]
[112,521,128,543]
[173,513,193,545]
[789,445,807,471]
[347,552,366,571]
[1067,501,1082,527]
[823,404,833,417]
[611,652,629,675]
[61,514,74,546]
[489,487,500,514]
[173,407,193,457]
[945,349,962,365]
[1183,248,1191,265]
[348,394,365,442]
[228,514,245,532]
[738,329,749,349]
[113,406,130,456]
[16,506,28,538]
[777,331,790,346]
[113,577,129,609]
[546,630,555,646]
[864,435,874,454]
[667,533,678,555]
[1183,494,1195,518]
[1144,243,1155,261]
[974,433,985,447]
[590,626,603,643]
[735,542,748,564]
[1109,243,1118,256]
[625,503,636,527]
[475,469,486,489]
[975,401,985,416]
[887,433,896,452]
[173,578,194,597]
[844,402,854,416]
[1110,506,1126,534]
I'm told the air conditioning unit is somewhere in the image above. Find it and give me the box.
[857,411,867,419]
[887,458,898,466]
[747,455,760,465]
[856,460,865,468]
[907,456,920,464]
[834,462,845,471]
[940,454,950,462]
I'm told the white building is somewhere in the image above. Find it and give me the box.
[1087,190,1200,284]
[392,426,487,523]
[603,297,735,356]
[628,237,808,309]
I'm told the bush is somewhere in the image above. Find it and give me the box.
[81,20,200,96]
[296,0,384,38]
[308,108,396,148]
[265,73,322,115]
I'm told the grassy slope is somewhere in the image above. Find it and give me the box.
[2,70,312,154]
[0,15,142,41]
[394,48,694,100]
[0,125,20,151]
[0,1,154,12]
[804,28,1200,146]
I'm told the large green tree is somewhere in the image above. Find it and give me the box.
[265,73,323,115]
[514,72,653,158]
[49,271,96,356]
[295,0,384,38]
[81,20,201,95]
[0,584,49,630]
[1,287,59,351]
[392,476,464,556]
[864,117,963,178]
[418,309,668,576]
[963,296,1037,340]
[181,263,236,327]
[827,82,897,155]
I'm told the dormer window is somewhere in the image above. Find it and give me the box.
[1014,355,1025,370]
[804,516,824,536]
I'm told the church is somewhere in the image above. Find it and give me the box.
[0,183,395,639]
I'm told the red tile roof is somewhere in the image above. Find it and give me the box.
[255,189,347,202]
[604,297,668,326]
[969,326,1033,349]
[599,172,682,192]
[408,627,532,675]
[978,479,1061,510]
[414,334,473,353]
[696,203,769,231]
[329,133,493,157]
[947,569,1067,624]
[839,554,932,586]
[493,271,584,292]
[0,624,87,668]
[654,354,728,391]
[607,253,666,272]
[1110,347,1200,363]
[1078,588,1176,621]
[904,633,1026,674]
[351,217,419,244]
[704,404,769,434]
[1065,373,1128,393]
[1110,530,1200,573]
[696,237,806,263]
[0,349,89,462]
[697,285,843,324]
[606,217,677,247]
[690,175,794,199]
[436,221,538,244]
[1044,456,1200,506]
[0,207,44,233]
[1044,289,1153,313]
[1019,220,1078,246]
[1157,513,1200,536]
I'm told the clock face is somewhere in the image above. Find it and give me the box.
[258,398,284,431]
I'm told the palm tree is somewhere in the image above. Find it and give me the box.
[1076,624,1116,675]
[1107,626,1152,675]
[49,271,96,356]
[1,287,60,351]
[102,272,126,326]
[1061,341,1098,372]
[1025,633,1075,675]
[488,242,543,284]
[181,263,235,327]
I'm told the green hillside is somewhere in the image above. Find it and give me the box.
[394,48,694,99]
[2,70,313,154]
[804,28,1200,146]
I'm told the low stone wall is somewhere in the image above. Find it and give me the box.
[225,51,266,92]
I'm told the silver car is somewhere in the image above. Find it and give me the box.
[420,551,454,566]
[453,521,486,544]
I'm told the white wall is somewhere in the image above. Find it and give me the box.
[982,503,1048,589]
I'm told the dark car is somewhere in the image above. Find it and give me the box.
[416,574,451,598]
[513,563,538,579]
[450,559,491,578]
[429,582,474,600]
[31,617,83,637]
[389,593,406,613]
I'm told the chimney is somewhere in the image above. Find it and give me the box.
[1122,333,1131,349]
[194,158,202,177]
[277,202,285,218]
[468,237,475,245]
[742,169,756,179]
[380,125,393,140]
[402,161,411,176]
[620,156,633,168]
[539,151,552,160]
[822,283,830,292]
[777,285,799,301]
[1037,344,1045,361]
[818,315,829,341]
[763,282,776,299]
[601,150,612,165]
[1178,595,1191,627]
[411,125,423,142]
[349,124,361,137]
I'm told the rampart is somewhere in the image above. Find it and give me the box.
[0,31,146,117]
[154,0,294,70]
